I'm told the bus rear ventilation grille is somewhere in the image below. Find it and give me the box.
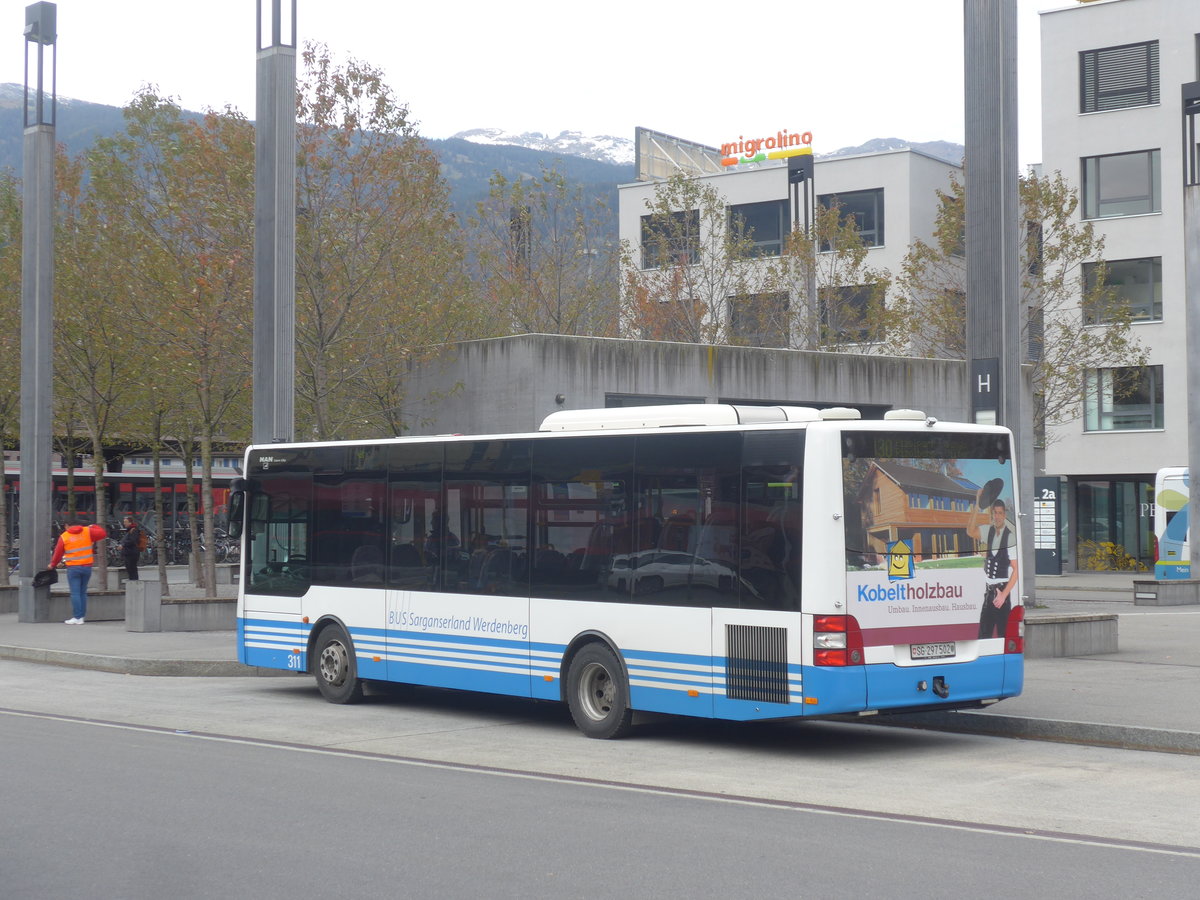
[725,624,789,704]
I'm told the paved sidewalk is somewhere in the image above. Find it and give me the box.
[886,575,1200,754]
[1,573,1197,752]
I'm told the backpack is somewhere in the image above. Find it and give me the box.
[136,528,148,552]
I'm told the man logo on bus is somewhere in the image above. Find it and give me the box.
[887,539,915,580]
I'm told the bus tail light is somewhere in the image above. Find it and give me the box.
[1005,606,1024,654]
[813,615,864,666]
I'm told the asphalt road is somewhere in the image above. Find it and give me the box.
[4,710,1199,899]
[3,659,1200,859]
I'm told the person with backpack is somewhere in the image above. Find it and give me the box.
[118,515,146,582]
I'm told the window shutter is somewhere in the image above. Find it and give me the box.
[1080,41,1158,113]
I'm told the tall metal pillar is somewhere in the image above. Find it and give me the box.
[788,153,816,349]
[252,0,296,445]
[964,0,1033,603]
[1182,82,1200,581]
[18,2,57,622]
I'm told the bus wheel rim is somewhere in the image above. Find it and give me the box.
[319,641,348,687]
[579,661,615,721]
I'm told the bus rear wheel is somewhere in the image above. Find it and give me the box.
[566,644,633,739]
[314,624,363,704]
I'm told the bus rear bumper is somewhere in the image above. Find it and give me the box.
[800,654,1022,717]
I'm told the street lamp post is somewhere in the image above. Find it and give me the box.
[964,0,1033,603]
[252,0,297,445]
[788,153,816,349]
[1182,81,1200,584]
[18,1,57,622]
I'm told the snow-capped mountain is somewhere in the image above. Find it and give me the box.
[452,128,635,167]
[451,127,963,169]
[821,137,965,166]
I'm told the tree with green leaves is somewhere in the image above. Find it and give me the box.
[87,91,255,590]
[894,170,1146,441]
[470,165,619,337]
[51,149,140,586]
[295,43,479,440]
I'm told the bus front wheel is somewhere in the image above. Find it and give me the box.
[314,624,364,704]
[566,644,633,739]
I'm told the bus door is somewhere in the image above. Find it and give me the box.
[242,471,309,620]
[709,434,805,720]
[386,440,533,698]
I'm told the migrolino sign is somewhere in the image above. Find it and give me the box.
[720,129,813,166]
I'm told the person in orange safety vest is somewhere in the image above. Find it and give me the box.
[49,521,108,625]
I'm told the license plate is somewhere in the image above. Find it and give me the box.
[910,642,955,660]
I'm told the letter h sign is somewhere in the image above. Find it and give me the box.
[970,358,1000,424]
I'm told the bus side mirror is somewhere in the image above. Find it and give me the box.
[227,483,246,540]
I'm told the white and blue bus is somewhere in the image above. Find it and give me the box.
[1154,467,1190,581]
[230,404,1024,738]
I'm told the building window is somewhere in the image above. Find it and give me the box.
[1081,150,1160,219]
[1084,365,1164,431]
[818,188,884,248]
[730,292,789,348]
[818,284,871,343]
[1080,40,1159,113]
[729,200,787,257]
[640,210,699,269]
[1083,257,1163,324]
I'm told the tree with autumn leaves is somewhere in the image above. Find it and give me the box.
[470,165,619,338]
[0,44,486,588]
[620,173,896,351]
[893,170,1146,443]
[295,44,480,440]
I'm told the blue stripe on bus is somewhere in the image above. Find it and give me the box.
[384,658,532,697]
[240,617,1016,721]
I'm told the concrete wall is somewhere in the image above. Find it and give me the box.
[401,334,968,437]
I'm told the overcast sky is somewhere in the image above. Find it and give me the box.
[7,0,1052,167]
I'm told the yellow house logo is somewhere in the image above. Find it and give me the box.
[887,539,915,580]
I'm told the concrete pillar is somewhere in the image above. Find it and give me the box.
[964,0,1034,604]
[1183,83,1200,582]
[18,3,57,622]
[252,0,297,444]
[125,579,162,633]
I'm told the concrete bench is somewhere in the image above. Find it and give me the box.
[126,581,235,632]
[1025,612,1117,658]
[1133,580,1200,606]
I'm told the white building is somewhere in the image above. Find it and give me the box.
[617,128,960,348]
[1039,0,1194,570]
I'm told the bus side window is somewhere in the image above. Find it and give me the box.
[387,442,443,591]
[443,439,531,597]
[741,431,803,611]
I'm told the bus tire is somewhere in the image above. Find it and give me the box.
[566,644,633,739]
[314,624,364,704]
